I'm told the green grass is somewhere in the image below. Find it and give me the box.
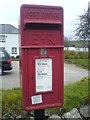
[0,89,2,116]
[65,59,90,70]
[2,88,22,115]
[1,77,90,116]
[47,77,90,115]
[0,90,2,104]
[64,77,89,111]
[64,50,89,69]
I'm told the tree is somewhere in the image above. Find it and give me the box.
[75,9,90,40]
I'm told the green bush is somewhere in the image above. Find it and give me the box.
[64,50,88,59]
[68,55,76,59]
[64,50,77,59]
[78,51,88,59]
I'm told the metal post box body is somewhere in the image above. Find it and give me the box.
[20,4,64,110]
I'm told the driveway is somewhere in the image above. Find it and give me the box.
[0,61,89,89]
[64,63,89,85]
[0,61,20,89]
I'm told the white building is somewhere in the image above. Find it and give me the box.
[0,24,19,57]
[64,47,75,51]
[64,47,88,52]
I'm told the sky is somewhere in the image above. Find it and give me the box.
[0,0,89,39]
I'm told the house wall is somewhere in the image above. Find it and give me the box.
[0,34,19,57]
[64,47,75,51]
[64,47,88,52]
[75,47,88,52]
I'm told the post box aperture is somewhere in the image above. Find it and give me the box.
[20,4,64,110]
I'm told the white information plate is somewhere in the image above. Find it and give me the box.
[35,58,52,92]
[31,95,42,104]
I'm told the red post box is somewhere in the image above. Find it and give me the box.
[20,4,64,111]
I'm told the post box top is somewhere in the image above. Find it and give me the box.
[21,4,63,11]
[20,4,64,48]
[20,4,63,24]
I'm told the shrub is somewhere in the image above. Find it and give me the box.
[64,50,88,59]
[64,50,78,59]
[68,55,75,59]
[78,51,88,59]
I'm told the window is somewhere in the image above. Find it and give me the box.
[0,35,6,42]
[64,47,69,50]
[12,47,17,54]
[82,48,87,51]
[76,48,80,51]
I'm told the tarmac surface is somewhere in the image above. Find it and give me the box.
[0,61,89,89]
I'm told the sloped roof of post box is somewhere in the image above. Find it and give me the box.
[0,24,18,34]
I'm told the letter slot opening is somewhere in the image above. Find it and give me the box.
[24,23,61,30]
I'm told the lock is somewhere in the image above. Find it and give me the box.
[40,48,47,56]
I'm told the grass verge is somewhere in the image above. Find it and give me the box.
[65,59,90,70]
[0,90,2,117]
[47,77,90,115]
[1,77,90,116]
[2,88,22,115]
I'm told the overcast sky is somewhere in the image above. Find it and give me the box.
[0,0,89,39]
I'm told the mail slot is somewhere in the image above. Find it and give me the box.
[20,4,64,110]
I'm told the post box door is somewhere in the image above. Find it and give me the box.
[22,48,63,110]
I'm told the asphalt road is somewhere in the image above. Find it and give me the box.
[0,61,89,89]
[0,61,20,89]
